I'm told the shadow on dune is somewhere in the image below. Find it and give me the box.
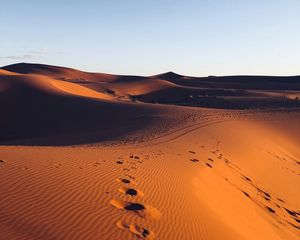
[0,84,159,146]
[134,87,300,109]
[167,75,300,91]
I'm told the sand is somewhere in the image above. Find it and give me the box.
[0,63,299,239]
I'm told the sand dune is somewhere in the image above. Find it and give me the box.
[80,77,177,101]
[3,63,300,110]
[0,63,299,239]
[0,67,174,145]
[1,62,117,83]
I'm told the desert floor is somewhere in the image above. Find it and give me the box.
[1,109,299,240]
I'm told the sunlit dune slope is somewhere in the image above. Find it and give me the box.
[1,62,118,83]
[0,110,299,240]
[83,78,177,100]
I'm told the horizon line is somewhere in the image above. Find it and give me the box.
[1,62,300,78]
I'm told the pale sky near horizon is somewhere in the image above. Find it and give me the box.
[1,0,300,76]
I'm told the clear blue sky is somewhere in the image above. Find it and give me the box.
[1,0,300,76]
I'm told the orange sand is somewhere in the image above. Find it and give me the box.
[0,63,299,239]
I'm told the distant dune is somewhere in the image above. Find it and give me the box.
[1,62,300,145]
[0,63,299,240]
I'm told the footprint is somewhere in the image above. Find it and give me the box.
[243,176,252,182]
[189,151,196,154]
[117,221,155,239]
[124,202,145,211]
[242,191,250,198]
[257,188,271,201]
[118,187,144,197]
[129,224,154,239]
[190,159,199,162]
[266,206,275,213]
[205,163,213,168]
[284,208,300,217]
[116,178,132,184]
[129,155,140,160]
[110,199,160,219]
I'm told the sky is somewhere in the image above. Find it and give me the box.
[1,0,300,76]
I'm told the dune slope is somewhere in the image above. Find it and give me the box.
[0,69,172,145]
[0,110,299,240]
